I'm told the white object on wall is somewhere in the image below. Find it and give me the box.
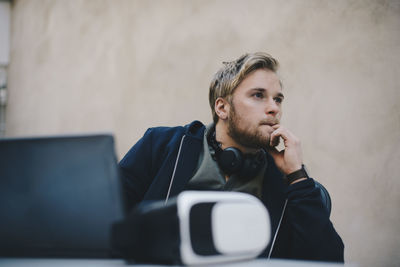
[0,1,10,65]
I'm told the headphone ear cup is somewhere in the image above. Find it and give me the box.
[217,147,243,175]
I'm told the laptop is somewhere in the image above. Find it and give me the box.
[0,134,125,258]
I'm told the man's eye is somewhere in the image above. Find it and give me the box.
[274,97,283,103]
[254,92,264,98]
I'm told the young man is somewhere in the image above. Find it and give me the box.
[119,52,344,262]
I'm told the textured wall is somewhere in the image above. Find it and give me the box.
[6,0,400,266]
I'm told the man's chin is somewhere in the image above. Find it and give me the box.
[228,123,272,150]
[249,136,272,150]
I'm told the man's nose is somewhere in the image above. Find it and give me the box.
[265,98,280,116]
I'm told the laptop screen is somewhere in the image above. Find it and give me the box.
[0,134,124,258]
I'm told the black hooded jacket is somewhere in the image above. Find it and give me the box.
[119,121,344,262]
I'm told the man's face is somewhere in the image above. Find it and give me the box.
[227,69,283,149]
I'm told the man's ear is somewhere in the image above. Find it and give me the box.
[215,97,230,121]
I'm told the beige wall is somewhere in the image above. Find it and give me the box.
[6,0,400,266]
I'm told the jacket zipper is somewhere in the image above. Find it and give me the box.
[267,198,288,259]
[165,135,186,204]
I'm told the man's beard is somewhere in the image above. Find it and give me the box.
[227,105,276,149]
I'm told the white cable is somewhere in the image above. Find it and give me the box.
[165,135,186,204]
[267,198,288,259]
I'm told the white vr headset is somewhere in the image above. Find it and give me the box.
[112,191,271,265]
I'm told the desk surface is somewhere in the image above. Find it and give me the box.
[0,258,355,267]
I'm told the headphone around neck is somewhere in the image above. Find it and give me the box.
[207,129,267,179]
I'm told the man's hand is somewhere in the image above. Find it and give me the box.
[267,124,303,176]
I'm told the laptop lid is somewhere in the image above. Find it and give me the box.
[0,134,124,258]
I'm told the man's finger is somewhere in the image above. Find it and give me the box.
[270,126,286,147]
[270,130,280,147]
[267,146,281,157]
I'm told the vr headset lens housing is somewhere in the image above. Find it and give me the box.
[178,191,270,265]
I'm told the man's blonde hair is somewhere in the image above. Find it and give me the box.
[208,52,280,123]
